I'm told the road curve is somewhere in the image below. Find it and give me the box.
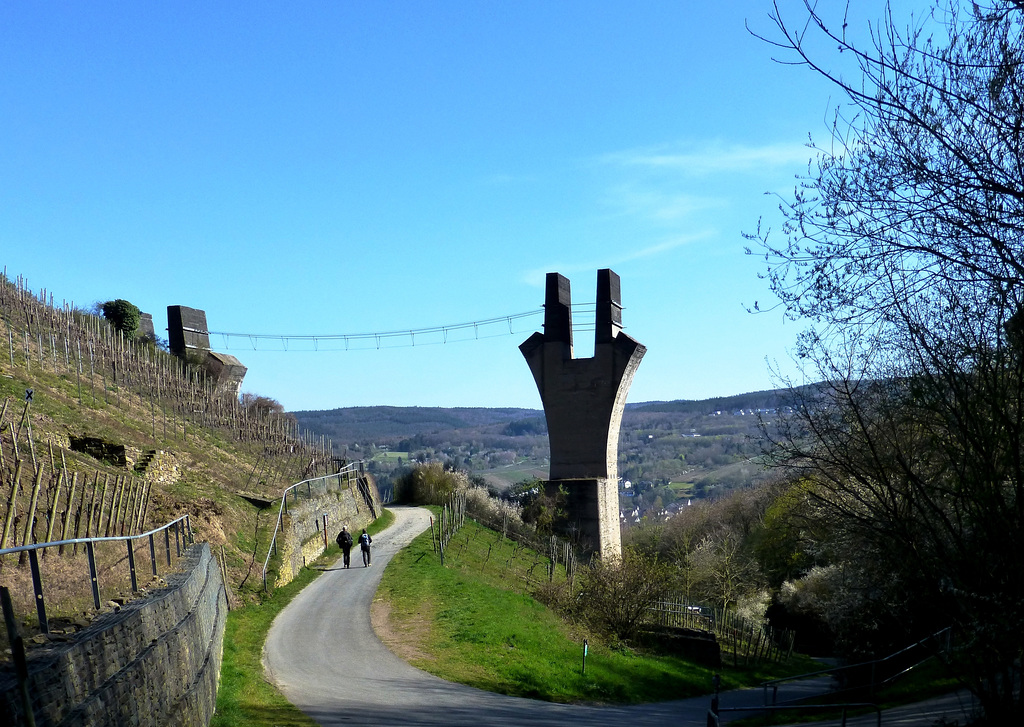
[262,505,724,726]
[263,505,973,727]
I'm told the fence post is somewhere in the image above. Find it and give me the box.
[1,586,37,727]
[86,541,101,609]
[127,540,138,592]
[59,471,78,555]
[164,527,172,566]
[149,533,158,576]
[43,468,65,547]
[174,521,181,557]
[28,549,48,634]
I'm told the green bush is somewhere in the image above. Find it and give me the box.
[393,462,469,504]
[573,549,679,642]
[519,483,567,536]
[100,298,141,337]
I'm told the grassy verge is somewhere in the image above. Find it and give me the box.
[376,514,817,705]
[210,510,395,727]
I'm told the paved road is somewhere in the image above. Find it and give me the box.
[263,506,975,727]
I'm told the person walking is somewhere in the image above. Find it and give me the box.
[359,528,372,567]
[337,526,353,568]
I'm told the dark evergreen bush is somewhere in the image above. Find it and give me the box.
[100,298,141,337]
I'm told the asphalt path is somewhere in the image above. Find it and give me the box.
[263,505,975,727]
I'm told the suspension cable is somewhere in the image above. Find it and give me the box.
[207,304,601,352]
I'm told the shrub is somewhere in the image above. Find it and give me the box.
[518,483,567,536]
[394,462,469,505]
[574,548,678,642]
[464,484,522,524]
[100,299,141,337]
[394,463,524,529]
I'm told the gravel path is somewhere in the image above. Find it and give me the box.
[262,505,974,727]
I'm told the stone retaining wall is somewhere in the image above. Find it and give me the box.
[275,476,381,588]
[0,542,227,726]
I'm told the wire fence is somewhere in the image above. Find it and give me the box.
[761,627,952,704]
[428,491,467,565]
[645,598,796,666]
[261,463,366,590]
[468,510,580,586]
[0,514,194,652]
[422,493,580,590]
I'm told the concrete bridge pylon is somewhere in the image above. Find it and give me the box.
[519,269,646,560]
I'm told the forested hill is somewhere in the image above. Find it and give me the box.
[625,389,790,415]
[292,405,542,442]
[293,389,789,446]
[294,390,792,502]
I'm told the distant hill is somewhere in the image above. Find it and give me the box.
[292,390,791,444]
[292,390,791,510]
[627,389,792,415]
[293,405,541,442]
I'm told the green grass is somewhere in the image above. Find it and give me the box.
[668,481,696,496]
[210,510,394,727]
[477,464,549,488]
[377,515,816,704]
[211,506,814,722]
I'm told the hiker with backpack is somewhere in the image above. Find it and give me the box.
[337,526,354,568]
[359,528,372,567]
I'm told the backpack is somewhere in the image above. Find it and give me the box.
[337,530,352,548]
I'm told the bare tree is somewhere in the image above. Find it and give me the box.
[575,549,678,642]
[750,2,1024,721]
[690,529,762,616]
[749,0,1024,331]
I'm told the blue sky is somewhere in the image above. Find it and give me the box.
[1,2,883,411]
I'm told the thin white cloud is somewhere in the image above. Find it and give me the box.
[514,139,804,288]
[520,230,714,287]
[603,184,726,222]
[605,141,814,176]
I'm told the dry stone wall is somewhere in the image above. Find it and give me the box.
[275,476,381,588]
[0,543,226,727]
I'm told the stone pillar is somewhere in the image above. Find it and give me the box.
[167,305,248,395]
[138,312,156,342]
[520,269,646,559]
[167,305,211,356]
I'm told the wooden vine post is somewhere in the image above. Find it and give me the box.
[18,464,45,566]
[42,468,65,548]
[58,471,78,555]
[1,459,24,551]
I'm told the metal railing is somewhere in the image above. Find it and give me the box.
[261,462,364,590]
[709,702,881,726]
[761,626,952,706]
[0,514,194,635]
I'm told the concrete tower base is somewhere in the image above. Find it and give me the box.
[521,269,645,561]
[543,478,622,559]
